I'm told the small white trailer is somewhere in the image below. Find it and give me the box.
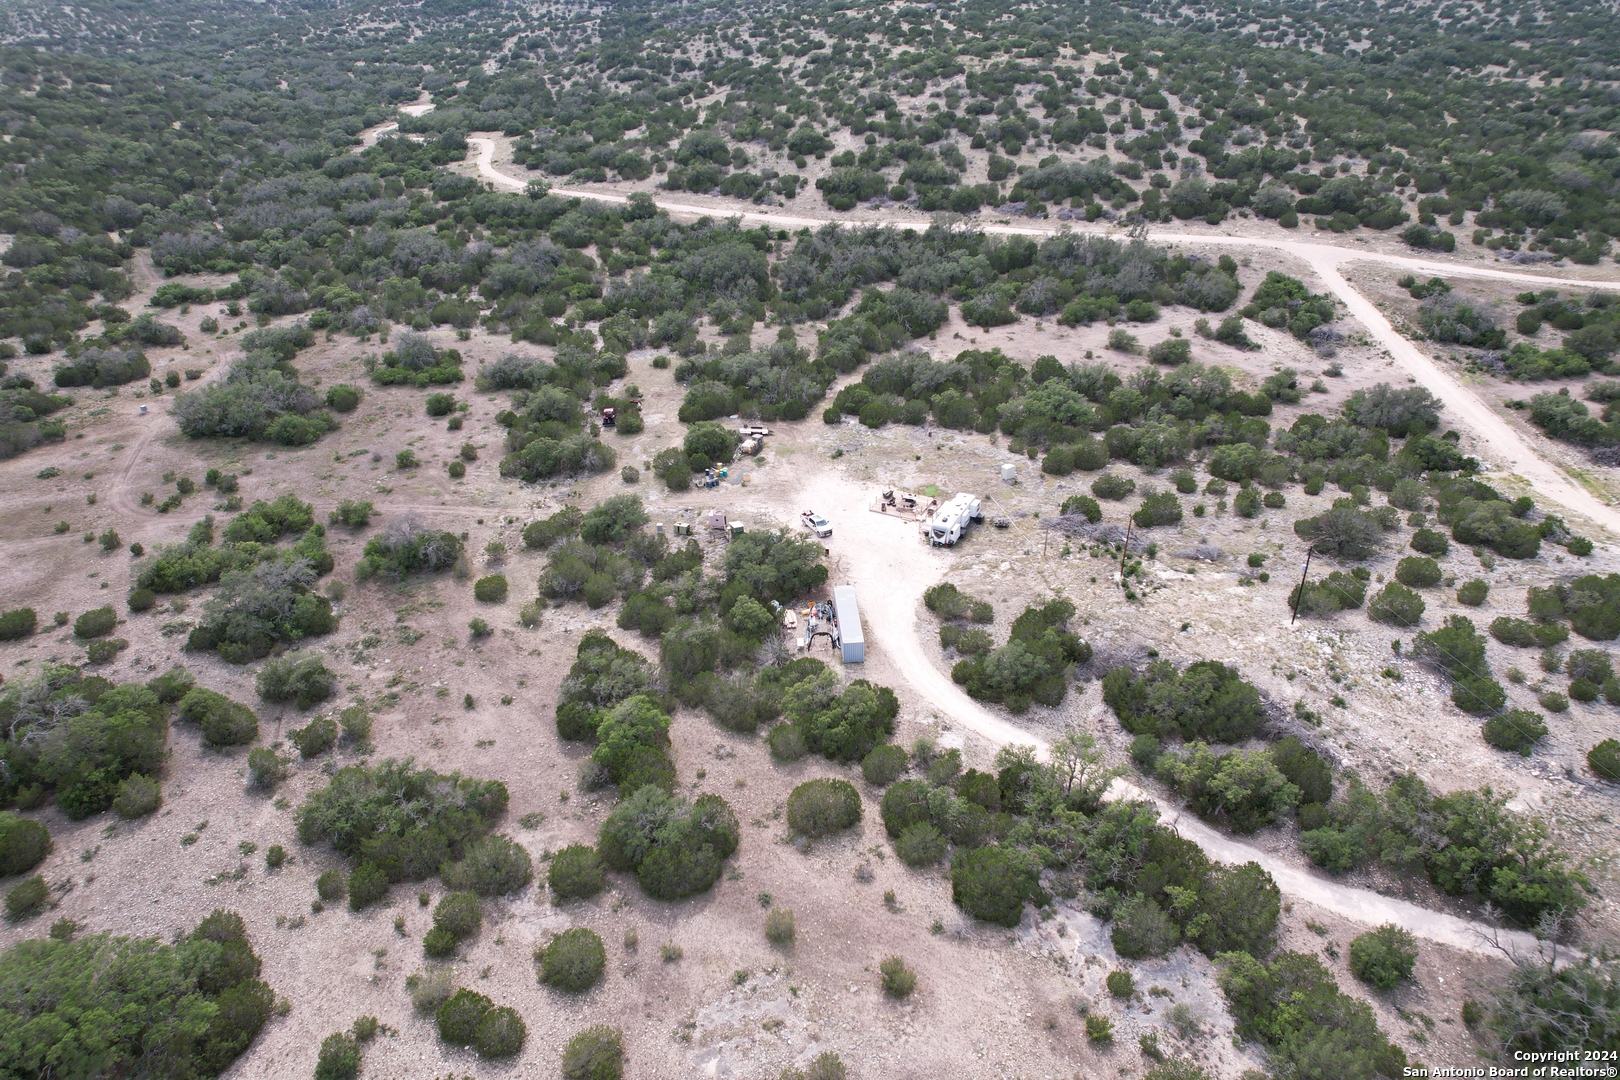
[926,493,983,546]
[833,585,864,663]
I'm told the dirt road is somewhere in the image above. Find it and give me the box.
[469,136,1620,541]
[797,472,1545,959]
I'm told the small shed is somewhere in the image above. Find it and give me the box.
[707,510,728,533]
[832,585,864,664]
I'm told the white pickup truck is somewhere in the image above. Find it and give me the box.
[800,510,832,537]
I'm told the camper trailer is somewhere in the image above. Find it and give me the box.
[926,493,983,546]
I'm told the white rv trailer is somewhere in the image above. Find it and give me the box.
[926,493,983,546]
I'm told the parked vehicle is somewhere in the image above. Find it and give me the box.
[800,510,832,537]
[601,407,616,428]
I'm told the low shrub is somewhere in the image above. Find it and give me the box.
[0,812,51,875]
[348,863,389,909]
[1107,970,1135,998]
[442,834,533,897]
[1590,739,1620,780]
[433,891,482,941]
[475,1006,527,1059]
[1394,556,1442,588]
[316,869,346,902]
[1457,579,1489,606]
[0,608,36,640]
[325,384,361,412]
[861,744,908,786]
[537,927,606,993]
[895,822,947,868]
[289,714,338,758]
[314,1032,360,1080]
[879,955,916,998]
[785,778,862,836]
[407,967,458,1014]
[111,774,161,818]
[951,845,1039,927]
[562,1025,624,1080]
[1483,710,1548,755]
[473,574,508,603]
[436,988,493,1045]
[5,874,47,919]
[549,844,606,901]
[176,687,259,747]
[765,907,796,945]
[255,653,335,709]
[72,606,116,639]
[1348,924,1418,990]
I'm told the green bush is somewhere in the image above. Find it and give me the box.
[1483,709,1548,755]
[296,760,508,890]
[1106,969,1135,998]
[473,574,508,602]
[111,774,161,819]
[0,909,271,1073]
[442,834,533,897]
[433,891,482,940]
[316,869,346,902]
[952,598,1089,712]
[176,687,259,747]
[325,384,362,413]
[1110,895,1181,958]
[524,505,584,550]
[72,606,116,639]
[922,583,994,623]
[289,714,338,758]
[768,722,807,762]
[1410,527,1450,556]
[861,744,908,786]
[436,988,494,1045]
[549,844,607,901]
[475,1005,527,1059]
[348,863,389,909]
[425,392,456,417]
[0,608,36,641]
[1367,582,1426,627]
[951,845,1039,927]
[1348,924,1418,990]
[314,1032,360,1080]
[329,499,373,528]
[785,778,862,836]
[1269,737,1333,805]
[599,787,737,902]
[895,822,947,868]
[127,588,157,612]
[1060,494,1103,521]
[5,874,46,920]
[146,666,195,703]
[1457,579,1490,606]
[879,955,916,998]
[1092,473,1136,500]
[255,652,335,709]
[0,813,51,876]
[1103,659,1264,742]
[1220,950,1407,1079]
[562,1025,624,1080]
[537,927,606,993]
[765,907,796,945]
[1591,739,1620,780]
[422,926,458,958]
[1394,556,1442,588]
[246,748,285,790]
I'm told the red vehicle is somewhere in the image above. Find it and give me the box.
[601,407,616,428]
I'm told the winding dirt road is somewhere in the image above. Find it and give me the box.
[797,474,1544,959]
[469,135,1620,543]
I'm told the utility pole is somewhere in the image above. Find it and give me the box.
[1290,543,1318,625]
[1120,520,1133,582]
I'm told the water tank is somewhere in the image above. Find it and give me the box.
[1001,463,1017,482]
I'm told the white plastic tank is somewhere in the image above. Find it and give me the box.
[1001,463,1017,482]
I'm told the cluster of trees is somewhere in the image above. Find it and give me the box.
[1300,774,1588,926]
[0,371,71,460]
[0,910,272,1077]
[355,518,463,580]
[0,665,170,819]
[598,785,740,901]
[173,325,336,446]
[950,598,1091,712]
[295,759,511,906]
